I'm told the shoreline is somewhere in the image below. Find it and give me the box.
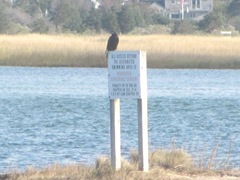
[1,153,239,180]
[0,155,239,180]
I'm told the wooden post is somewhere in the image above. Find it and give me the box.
[138,96,149,172]
[110,99,121,171]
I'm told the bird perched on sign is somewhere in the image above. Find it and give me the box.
[106,32,119,58]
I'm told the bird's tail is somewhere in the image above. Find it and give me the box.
[105,50,109,59]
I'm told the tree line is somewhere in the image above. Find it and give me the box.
[0,0,240,34]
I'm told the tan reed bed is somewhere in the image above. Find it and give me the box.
[0,34,107,67]
[0,34,240,68]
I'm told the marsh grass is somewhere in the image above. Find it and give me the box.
[3,149,239,180]
[1,34,240,68]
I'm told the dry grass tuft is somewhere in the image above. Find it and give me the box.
[1,34,240,68]
[4,164,94,180]
[150,149,194,170]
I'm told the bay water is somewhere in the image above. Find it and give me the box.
[0,67,239,172]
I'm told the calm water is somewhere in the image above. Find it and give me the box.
[0,67,239,172]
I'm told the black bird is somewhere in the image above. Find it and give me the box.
[106,32,119,58]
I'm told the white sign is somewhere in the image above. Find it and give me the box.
[108,51,147,99]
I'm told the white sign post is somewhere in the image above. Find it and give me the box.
[108,51,148,172]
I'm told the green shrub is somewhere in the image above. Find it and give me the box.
[172,20,196,34]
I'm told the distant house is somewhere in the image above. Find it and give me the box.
[89,0,212,20]
[149,2,165,13]
[164,0,213,20]
[90,0,101,9]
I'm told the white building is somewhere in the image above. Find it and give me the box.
[164,0,213,20]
